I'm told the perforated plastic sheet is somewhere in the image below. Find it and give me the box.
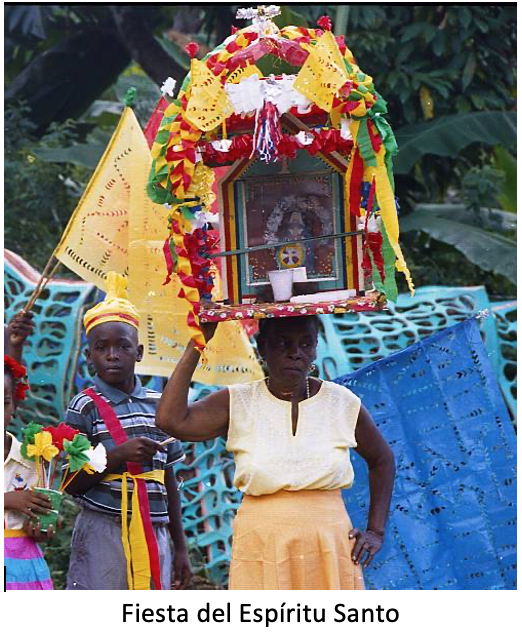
[490,300,517,421]
[336,318,516,590]
[316,285,496,379]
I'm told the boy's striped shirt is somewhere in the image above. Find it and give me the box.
[65,375,185,523]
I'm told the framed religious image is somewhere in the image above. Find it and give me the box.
[234,169,347,300]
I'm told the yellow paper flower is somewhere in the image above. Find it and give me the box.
[26,431,59,462]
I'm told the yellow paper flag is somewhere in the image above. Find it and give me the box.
[55,105,262,383]
[294,30,348,112]
[184,59,234,132]
[54,107,139,288]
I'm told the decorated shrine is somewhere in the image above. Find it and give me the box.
[147,6,415,347]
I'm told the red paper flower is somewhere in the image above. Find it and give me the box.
[317,15,332,31]
[231,25,238,35]
[4,355,29,401]
[226,41,240,54]
[43,422,80,452]
[185,42,200,59]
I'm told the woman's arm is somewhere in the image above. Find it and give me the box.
[351,404,395,566]
[156,336,230,442]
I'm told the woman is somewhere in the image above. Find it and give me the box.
[156,315,395,590]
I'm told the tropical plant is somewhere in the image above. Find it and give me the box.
[401,203,516,285]
[4,103,90,270]
[394,112,517,175]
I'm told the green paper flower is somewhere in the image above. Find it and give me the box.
[63,434,92,472]
[21,421,43,460]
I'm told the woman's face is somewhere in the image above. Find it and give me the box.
[261,319,318,384]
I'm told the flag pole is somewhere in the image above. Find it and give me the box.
[23,257,61,312]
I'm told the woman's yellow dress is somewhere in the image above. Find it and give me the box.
[226,379,365,590]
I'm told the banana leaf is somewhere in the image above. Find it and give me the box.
[401,207,517,283]
[394,111,517,174]
[35,143,106,169]
[492,147,517,213]
[410,203,516,235]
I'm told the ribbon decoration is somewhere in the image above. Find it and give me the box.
[252,100,282,163]
[83,389,163,591]
[367,145,414,295]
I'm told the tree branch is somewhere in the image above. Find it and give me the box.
[110,6,186,86]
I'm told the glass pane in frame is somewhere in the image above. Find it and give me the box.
[235,170,345,298]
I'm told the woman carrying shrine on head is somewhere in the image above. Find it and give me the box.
[156,315,395,590]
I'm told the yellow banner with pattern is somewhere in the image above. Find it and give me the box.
[56,108,263,384]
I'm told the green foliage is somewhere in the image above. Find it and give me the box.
[401,204,517,285]
[4,103,90,271]
[394,112,517,174]
[342,5,516,125]
[460,165,506,215]
[492,147,517,212]
[42,494,80,591]
[401,233,516,301]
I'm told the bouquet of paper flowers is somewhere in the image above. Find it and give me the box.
[21,421,107,531]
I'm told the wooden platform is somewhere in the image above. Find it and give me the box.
[199,295,386,323]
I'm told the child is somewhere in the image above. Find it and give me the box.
[64,272,191,590]
[4,355,54,590]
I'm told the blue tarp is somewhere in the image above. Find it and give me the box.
[337,318,517,590]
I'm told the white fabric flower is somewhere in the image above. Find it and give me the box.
[225,74,264,115]
[85,444,107,473]
[211,139,233,152]
[161,77,177,97]
[295,131,314,146]
[340,118,353,140]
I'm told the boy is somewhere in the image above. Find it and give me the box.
[64,272,191,590]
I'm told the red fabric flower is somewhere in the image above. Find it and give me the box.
[4,355,29,401]
[42,423,80,452]
[185,42,200,59]
[317,15,332,31]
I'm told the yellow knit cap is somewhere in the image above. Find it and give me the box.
[84,272,140,335]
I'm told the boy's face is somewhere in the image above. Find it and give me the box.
[4,373,15,431]
[86,322,143,387]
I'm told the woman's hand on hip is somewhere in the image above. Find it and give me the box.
[349,528,384,567]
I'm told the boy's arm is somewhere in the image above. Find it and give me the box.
[65,436,163,495]
[165,468,192,589]
[63,398,162,495]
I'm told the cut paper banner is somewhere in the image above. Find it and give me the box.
[55,107,263,385]
[54,108,137,287]
[336,318,516,590]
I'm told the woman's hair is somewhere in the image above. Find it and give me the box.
[256,315,321,348]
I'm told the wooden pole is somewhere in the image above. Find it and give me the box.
[23,258,61,312]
